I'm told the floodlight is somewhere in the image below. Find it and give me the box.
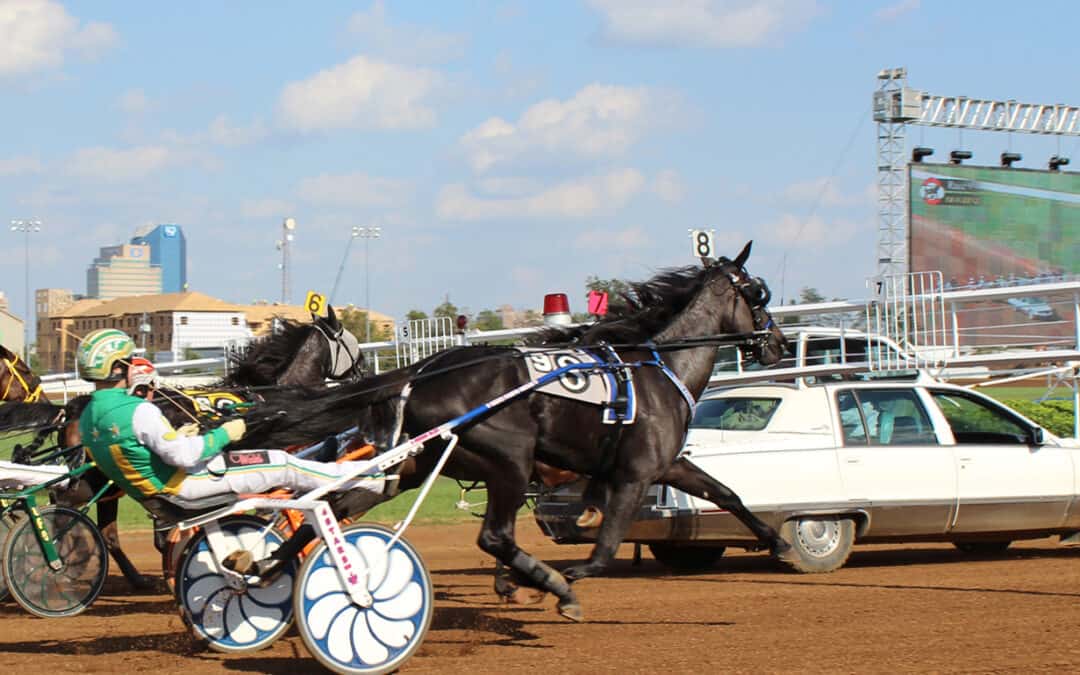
[284,217,297,231]
[949,150,972,165]
[1049,156,1070,171]
[912,147,934,163]
[1001,152,1022,168]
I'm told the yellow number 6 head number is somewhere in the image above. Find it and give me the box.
[305,291,327,316]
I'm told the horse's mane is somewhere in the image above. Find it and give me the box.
[222,320,315,387]
[530,264,720,346]
[0,401,63,431]
[0,344,16,361]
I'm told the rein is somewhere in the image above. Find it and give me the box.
[2,353,42,403]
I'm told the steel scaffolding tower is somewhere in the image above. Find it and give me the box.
[873,68,1080,277]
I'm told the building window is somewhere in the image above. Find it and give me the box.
[180,316,188,325]
[231,317,239,326]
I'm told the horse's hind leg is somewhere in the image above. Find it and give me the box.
[658,457,795,563]
[561,479,648,582]
[477,469,583,621]
[97,494,155,591]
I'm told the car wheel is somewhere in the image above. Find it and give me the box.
[648,543,726,572]
[953,541,1011,555]
[781,516,855,574]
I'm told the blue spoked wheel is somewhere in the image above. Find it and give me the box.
[295,523,433,674]
[175,514,296,653]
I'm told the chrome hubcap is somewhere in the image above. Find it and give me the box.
[794,519,840,558]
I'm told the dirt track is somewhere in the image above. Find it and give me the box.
[2,520,1079,673]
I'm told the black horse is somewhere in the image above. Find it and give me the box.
[5,307,364,589]
[242,242,791,621]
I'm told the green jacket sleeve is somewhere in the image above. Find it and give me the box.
[200,427,232,460]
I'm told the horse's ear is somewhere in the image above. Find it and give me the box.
[733,240,753,268]
[325,304,339,328]
[699,256,716,268]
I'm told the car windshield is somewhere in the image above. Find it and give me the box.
[690,397,781,431]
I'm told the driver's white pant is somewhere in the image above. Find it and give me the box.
[174,449,383,500]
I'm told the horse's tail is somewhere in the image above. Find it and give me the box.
[0,401,63,432]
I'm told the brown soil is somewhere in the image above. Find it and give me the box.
[2,521,1078,674]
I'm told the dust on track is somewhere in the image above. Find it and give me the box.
[2,521,1078,674]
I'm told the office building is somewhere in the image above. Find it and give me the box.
[131,224,187,293]
[87,243,163,300]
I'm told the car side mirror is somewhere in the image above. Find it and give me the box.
[1031,426,1046,446]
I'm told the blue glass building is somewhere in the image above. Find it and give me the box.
[131,224,187,293]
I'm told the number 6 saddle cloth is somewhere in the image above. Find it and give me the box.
[518,347,636,425]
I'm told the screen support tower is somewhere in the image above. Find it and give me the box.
[873,67,1080,277]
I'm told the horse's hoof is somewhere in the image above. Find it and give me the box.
[562,566,588,583]
[556,601,584,623]
[575,507,604,529]
[772,540,798,565]
[509,587,547,605]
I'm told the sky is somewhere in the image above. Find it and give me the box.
[3,0,1080,334]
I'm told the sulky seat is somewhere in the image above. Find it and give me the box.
[141,492,239,526]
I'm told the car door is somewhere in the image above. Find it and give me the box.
[928,389,1073,533]
[836,388,957,536]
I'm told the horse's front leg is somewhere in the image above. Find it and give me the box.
[561,479,648,582]
[658,456,795,563]
[477,470,583,621]
[97,497,155,591]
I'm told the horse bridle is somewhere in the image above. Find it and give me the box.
[312,321,364,380]
[2,352,42,403]
[714,257,781,359]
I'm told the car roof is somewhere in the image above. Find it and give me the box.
[700,376,970,401]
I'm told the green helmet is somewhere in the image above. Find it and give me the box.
[77,329,135,381]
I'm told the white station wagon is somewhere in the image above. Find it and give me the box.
[533,375,1080,573]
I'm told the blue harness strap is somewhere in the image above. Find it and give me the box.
[642,346,697,414]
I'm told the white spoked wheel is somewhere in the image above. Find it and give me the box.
[174,514,296,653]
[295,523,434,675]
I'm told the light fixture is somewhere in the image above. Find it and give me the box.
[912,147,934,163]
[949,150,972,165]
[1001,152,1022,168]
[1049,156,1070,172]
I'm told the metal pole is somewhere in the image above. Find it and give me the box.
[11,219,40,361]
[357,226,381,342]
[329,226,360,306]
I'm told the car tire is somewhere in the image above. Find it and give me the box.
[953,541,1011,555]
[648,543,726,572]
[781,516,855,574]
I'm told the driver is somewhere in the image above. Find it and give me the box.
[77,328,386,513]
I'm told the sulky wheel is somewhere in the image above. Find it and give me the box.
[294,523,434,675]
[0,510,24,602]
[3,505,108,618]
[174,514,296,653]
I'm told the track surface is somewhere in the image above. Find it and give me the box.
[2,521,1078,673]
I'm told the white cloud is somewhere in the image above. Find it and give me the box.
[346,0,466,64]
[117,88,151,114]
[297,172,412,208]
[875,0,920,22]
[652,169,685,203]
[461,84,659,172]
[277,55,441,132]
[573,226,650,251]
[0,155,42,176]
[0,0,116,76]
[587,0,819,48]
[437,168,645,221]
[241,198,295,220]
[66,145,173,181]
[207,115,267,147]
[759,213,859,246]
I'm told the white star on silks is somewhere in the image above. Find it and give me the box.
[110,424,121,438]
[90,429,100,440]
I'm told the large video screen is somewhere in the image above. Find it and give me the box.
[909,163,1080,287]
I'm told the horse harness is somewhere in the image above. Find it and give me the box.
[2,352,42,403]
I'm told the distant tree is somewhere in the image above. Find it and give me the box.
[799,287,826,304]
[474,309,503,331]
[339,308,392,342]
[570,312,593,324]
[433,299,458,319]
[406,309,428,322]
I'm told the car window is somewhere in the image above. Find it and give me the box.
[836,389,937,446]
[930,391,1030,445]
[690,398,781,431]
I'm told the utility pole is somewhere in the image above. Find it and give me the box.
[10,219,41,361]
[356,226,382,341]
[277,217,296,304]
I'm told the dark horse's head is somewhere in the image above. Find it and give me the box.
[223,306,365,388]
[0,343,43,403]
[706,241,788,366]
